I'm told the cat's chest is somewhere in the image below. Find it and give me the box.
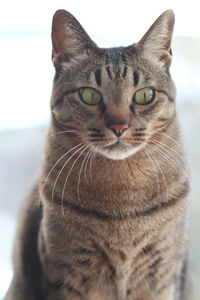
[40,214,164,300]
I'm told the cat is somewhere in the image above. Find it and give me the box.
[5,9,190,300]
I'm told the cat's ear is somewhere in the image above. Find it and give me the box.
[138,10,175,68]
[51,9,97,61]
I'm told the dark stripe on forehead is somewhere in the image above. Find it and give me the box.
[95,69,102,86]
[133,70,139,86]
[121,53,127,64]
[122,66,127,79]
[106,66,113,79]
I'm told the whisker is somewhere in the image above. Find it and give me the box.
[38,142,84,208]
[144,148,161,195]
[84,146,95,182]
[153,131,182,149]
[61,145,89,215]
[51,144,86,204]
[144,144,169,200]
[89,145,100,179]
[150,140,190,181]
[77,146,92,202]
[47,129,90,139]
[127,156,137,180]
[151,139,186,165]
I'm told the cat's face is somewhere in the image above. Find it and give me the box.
[51,10,176,160]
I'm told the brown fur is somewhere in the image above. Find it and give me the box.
[5,9,189,300]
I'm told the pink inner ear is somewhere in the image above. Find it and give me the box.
[51,9,97,60]
[52,12,69,57]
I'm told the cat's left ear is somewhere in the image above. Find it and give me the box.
[51,9,97,62]
[137,10,175,68]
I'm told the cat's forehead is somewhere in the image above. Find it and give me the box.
[95,46,140,71]
[60,46,147,81]
[88,62,143,89]
[55,45,171,95]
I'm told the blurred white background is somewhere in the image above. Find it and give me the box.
[0,0,200,299]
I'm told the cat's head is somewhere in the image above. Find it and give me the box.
[50,9,176,160]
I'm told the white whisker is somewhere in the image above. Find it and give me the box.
[150,140,190,181]
[84,146,94,182]
[61,145,88,215]
[51,144,86,204]
[47,129,88,138]
[77,146,92,202]
[145,144,169,200]
[89,145,99,179]
[152,139,185,164]
[38,142,84,208]
[153,131,182,149]
[144,148,161,194]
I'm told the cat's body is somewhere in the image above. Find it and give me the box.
[5,9,190,300]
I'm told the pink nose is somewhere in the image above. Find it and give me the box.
[107,121,129,137]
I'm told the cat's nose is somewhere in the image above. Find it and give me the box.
[106,120,129,137]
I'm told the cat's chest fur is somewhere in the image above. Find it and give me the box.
[39,193,182,300]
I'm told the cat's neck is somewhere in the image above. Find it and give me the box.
[41,118,184,217]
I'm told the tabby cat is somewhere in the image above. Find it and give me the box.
[5,9,190,300]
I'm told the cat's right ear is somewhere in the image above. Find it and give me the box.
[137,10,175,68]
[51,10,97,62]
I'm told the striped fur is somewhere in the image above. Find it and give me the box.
[5,9,190,300]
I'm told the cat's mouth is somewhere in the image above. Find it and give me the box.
[104,141,127,150]
[99,140,144,160]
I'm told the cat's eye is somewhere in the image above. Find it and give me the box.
[79,87,102,105]
[133,87,155,105]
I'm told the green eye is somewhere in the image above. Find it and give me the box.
[80,88,102,105]
[133,88,155,105]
